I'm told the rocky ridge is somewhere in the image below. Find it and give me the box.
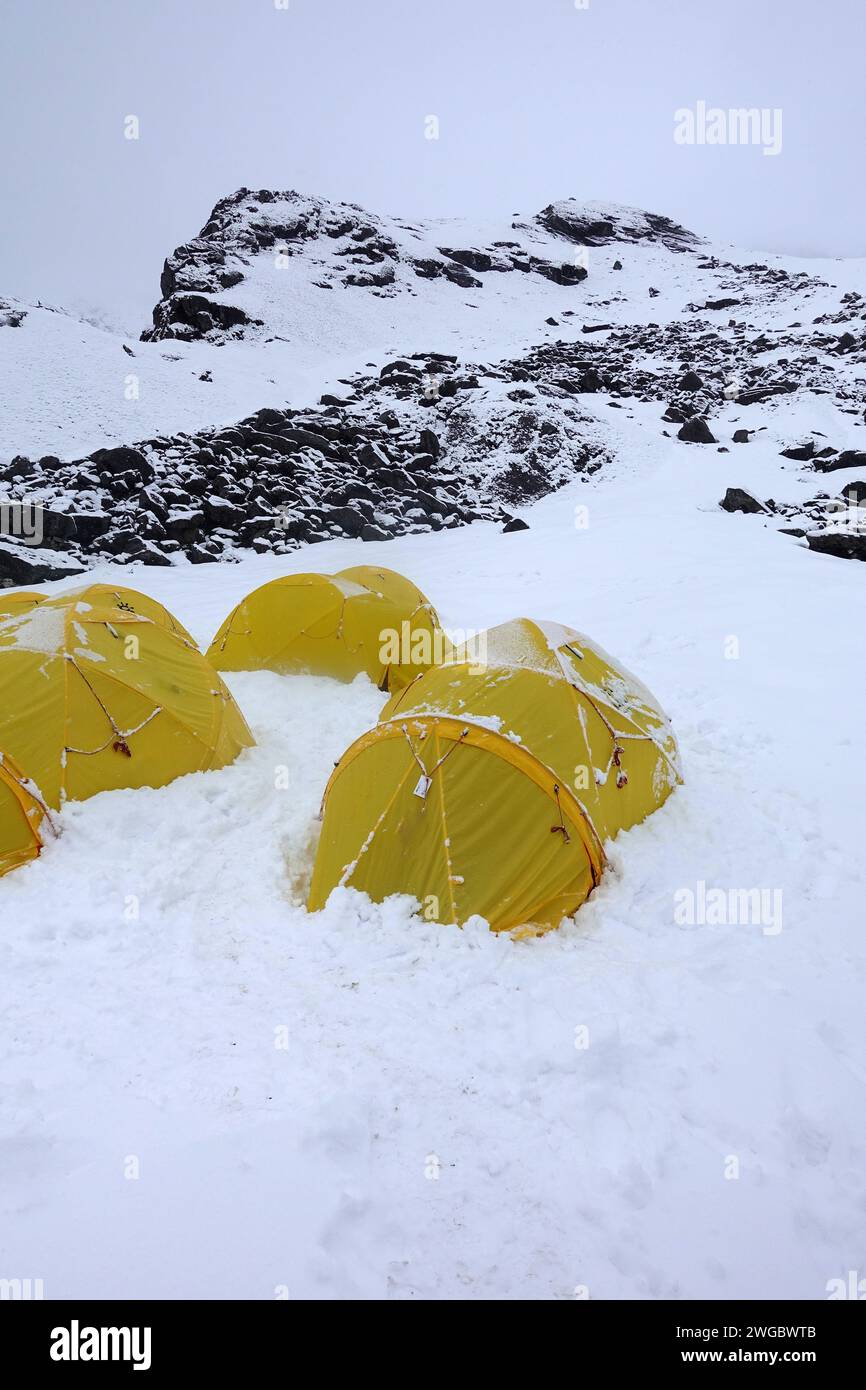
[2,190,865,581]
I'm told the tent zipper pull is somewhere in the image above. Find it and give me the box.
[550,784,571,843]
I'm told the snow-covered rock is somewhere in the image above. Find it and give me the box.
[1,190,865,572]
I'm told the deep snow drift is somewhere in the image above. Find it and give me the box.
[1,396,863,1299]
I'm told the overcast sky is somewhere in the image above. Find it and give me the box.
[3,0,863,330]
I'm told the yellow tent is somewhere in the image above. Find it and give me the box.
[309,617,681,933]
[0,590,46,619]
[0,586,253,808]
[71,583,199,647]
[207,565,443,691]
[0,584,197,646]
[0,748,51,878]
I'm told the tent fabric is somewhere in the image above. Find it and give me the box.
[68,583,199,647]
[309,617,681,933]
[0,590,46,614]
[0,748,49,878]
[0,586,253,809]
[0,584,198,646]
[206,565,442,691]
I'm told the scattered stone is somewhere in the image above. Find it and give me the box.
[677,417,717,444]
[736,382,797,406]
[806,531,866,561]
[780,441,816,461]
[679,370,704,391]
[814,450,866,473]
[720,488,769,514]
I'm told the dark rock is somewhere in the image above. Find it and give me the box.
[438,261,483,289]
[68,511,111,544]
[806,531,866,561]
[102,529,146,556]
[0,456,35,482]
[736,382,797,406]
[323,505,365,537]
[139,487,169,522]
[677,417,717,444]
[502,516,530,533]
[732,429,751,444]
[203,496,245,528]
[720,488,768,514]
[89,446,155,482]
[532,259,588,287]
[139,541,174,566]
[282,427,333,454]
[39,509,79,544]
[164,509,205,539]
[144,293,253,342]
[814,450,866,473]
[438,247,493,273]
[679,370,704,391]
[358,441,392,470]
[0,541,84,585]
[419,429,440,459]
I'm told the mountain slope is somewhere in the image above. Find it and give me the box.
[1,191,865,583]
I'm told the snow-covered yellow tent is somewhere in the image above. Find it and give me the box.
[0,748,51,878]
[73,583,199,647]
[309,618,681,933]
[0,590,46,618]
[207,565,444,691]
[0,586,253,808]
[0,584,197,645]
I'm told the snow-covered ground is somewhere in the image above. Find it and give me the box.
[2,400,863,1299]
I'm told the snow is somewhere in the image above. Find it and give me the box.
[0,602,67,654]
[1,399,864,1298]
